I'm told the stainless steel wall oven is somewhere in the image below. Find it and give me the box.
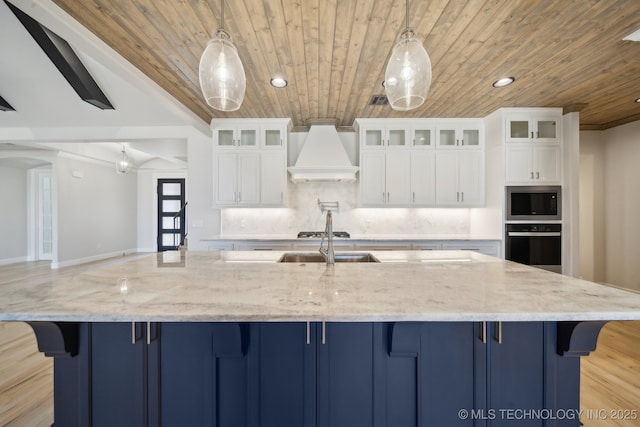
[505,223,562,273]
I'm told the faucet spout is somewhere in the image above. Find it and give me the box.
[319,210,335,265]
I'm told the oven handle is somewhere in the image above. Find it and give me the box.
[507,232,561,237]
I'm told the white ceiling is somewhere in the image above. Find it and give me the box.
[0,0,203,168]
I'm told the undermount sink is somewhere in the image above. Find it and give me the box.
[278,252,380,263]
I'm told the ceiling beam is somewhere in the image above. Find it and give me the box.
[5,0,114,110]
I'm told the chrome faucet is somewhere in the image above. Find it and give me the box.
[319,210,335,265]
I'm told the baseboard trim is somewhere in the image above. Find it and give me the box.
[0,256,29,266]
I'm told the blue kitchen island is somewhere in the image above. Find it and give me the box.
[5,250,640,426]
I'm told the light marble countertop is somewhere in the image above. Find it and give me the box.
[1,250,640,322]
[204,234,502,241]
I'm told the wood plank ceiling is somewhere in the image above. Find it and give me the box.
[52,0,640,130]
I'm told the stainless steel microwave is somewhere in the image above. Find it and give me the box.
[506,186,562,221]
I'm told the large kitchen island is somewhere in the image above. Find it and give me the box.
[3,250,640,427]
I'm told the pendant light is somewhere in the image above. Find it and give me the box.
[116,145,131,174]
[384,0,432,111]
[198,0,246,112]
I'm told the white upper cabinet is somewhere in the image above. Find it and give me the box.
[505,145,561,184]
[362,125,410,149]
[436,120,483,149]
[411,126,436,149]
[212,118,291,207]
[214,125,259,149]
[356,118,481,207]
[502,108,562,185]
[435,151,484,206]
[505,112,560,143]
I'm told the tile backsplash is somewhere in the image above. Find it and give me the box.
[220,181,472,236]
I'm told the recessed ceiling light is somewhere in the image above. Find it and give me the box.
[492,77,515,88]
[270,77,287,88]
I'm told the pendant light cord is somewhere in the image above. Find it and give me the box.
[406,0,409,29]
[220,0,224,29]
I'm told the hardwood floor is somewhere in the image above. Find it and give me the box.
[0,260,639,426]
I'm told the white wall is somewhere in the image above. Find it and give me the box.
[601,121,640,290]
[0,165,28,263]
[185,133,219,251]
[579,131,605,282]
[55,155,137,267]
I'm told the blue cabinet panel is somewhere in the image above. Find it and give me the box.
[248,322,315,426]
[90,322,149,427]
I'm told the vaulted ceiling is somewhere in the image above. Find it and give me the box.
[31,0,640,130]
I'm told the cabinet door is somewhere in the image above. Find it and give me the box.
[237,127,259,148]
[215,127,237,147]
[506,114,532,143]
[420,322,478,426]
[533,146,561,183]
[533,117,559,142]
[488,322,545,426]
[435,151,459,205]
[262,126,285,149]
[215,152,238,205]
[385,151,411,205]
[161,323,248,427]
[363,128,385,149]
[237,153,260,205]
[387,127,409,148]
[411,151,435,205]
[505,146,533,183]
[361,151,387,205]
[261,151,286,205]
[458,151,484,206]
[91,322,148,427]
[249,323,316,426]
[412,127,434,149]
[461,127,481,147]
[317,322,378,427]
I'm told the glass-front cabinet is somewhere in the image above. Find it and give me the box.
[506,113,560,143]
[215,126,259,148]
[436,121,483,149]
[363,126,409,149]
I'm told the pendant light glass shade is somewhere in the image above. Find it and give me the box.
[385,28,432,111]
[116,146,131,174]
[199,28,246,112]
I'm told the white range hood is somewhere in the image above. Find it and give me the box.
[288,124,359,183]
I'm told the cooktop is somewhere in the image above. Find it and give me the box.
[297,231,350,239]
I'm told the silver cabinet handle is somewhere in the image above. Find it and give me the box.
[280,192,284,203]
[131,322,137,344]
[306,321,311,345]
[412,191,415,203]
[233,192,237,203]
[382,192,386,203]
[531,131,534,139]
[322,321,326,345]
[494,321,503,344]
[238,192,242,202]
[536,172,540,179]
[480,321,487,344]
[508,231,561,237]
[387,192,390,203]
[530,172,534,179]
[461,192,464,202]
[457,192,460,202]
